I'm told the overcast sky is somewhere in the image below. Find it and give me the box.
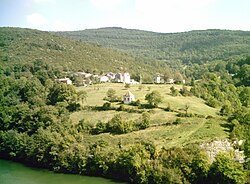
[1,0,250,33]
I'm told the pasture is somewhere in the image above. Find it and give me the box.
[71,83,228,148]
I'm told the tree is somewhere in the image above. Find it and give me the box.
[170,86,179,96]
[105,88,117,102]
[77,90,87,104]
[174,72,183,84]
[239,87,250,107]
[237,64,250,86]
[179,86,191,96]
[163,69,172,83]
[47,83,78,108]
[145,90,163,107]
[209,153,247,184]
[190,151,210,183]
[136,112,150,129]
[107,114,133,134]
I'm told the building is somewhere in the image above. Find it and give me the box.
[115,73,123,83]
[165,78,174,84]
[130,79,139,85]
[123,91,135,104]
[153,74,164,84]
[123,72,131,84]
[115,72,131,84]
[99,75,110,83]
[106,72,116,80]
[56,78,72,85]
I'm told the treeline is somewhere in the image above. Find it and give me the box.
[0,27,166,79]
[58,28,250,65]
[187,57,250,175]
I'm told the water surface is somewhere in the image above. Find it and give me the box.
[0,159,122,184]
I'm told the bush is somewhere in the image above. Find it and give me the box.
[102,102,112,110]
[173,118,182,125]
[135,112,150,129]
[179,86,192,96]
[170,86,179,96]
[91,121,107,134]
[117,104,126,111]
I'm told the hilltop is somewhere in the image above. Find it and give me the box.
[58,27,250,66]
[0,27,165,75]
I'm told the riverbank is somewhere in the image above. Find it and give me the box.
[0,159,124,184]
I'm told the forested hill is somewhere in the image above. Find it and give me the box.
[0,27,164,75]
[58,27,250,65]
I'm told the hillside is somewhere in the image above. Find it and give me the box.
[58,27,250,65]
[0,27,165,75]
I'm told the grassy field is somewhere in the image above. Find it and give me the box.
[71,83,228,149]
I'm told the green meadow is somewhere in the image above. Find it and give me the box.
[71,83,228,149]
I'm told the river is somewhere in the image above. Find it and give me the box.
[0,159,123,184]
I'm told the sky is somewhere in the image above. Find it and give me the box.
[1,0,250,33]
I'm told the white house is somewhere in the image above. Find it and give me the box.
[153,74,164,84]
[56,78,72,85]
[115,72,131,84]
[123,91,135,104]
[99,75,110,83]
[123,72,131,84]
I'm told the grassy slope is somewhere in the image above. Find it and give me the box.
[71,83,228,149]
[58,27,250,65]
[0,27,163,75]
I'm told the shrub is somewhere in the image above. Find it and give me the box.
[173,118,182,125]
[102,102,112,110]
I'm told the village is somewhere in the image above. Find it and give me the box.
[56,71,185,86]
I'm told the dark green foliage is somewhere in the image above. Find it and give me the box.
[145,90,163,107]
[91,113,151,135]
[179,86,191,96]
[0,27,165,80]
[58,28,250,66]
[101,102,112,110]
[208,153,247,184]
[104,88,118,102]
[170,86,179,96]
[173,118,182,125]
[239,87,250,107]
[106,114,134,134]
[135,112,150,130]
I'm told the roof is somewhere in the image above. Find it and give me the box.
[124,91,134,97]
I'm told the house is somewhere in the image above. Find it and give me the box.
[83,73,92,78]
[153,74,164,84]
[165,78,174,84]
[106,72,116,80]
[130,79,139,85]
[123,91,135,104]
[123,72,131,84]
[84,78,92,85]
[115,72,131,84]
[115,73,123,83]
[99,75,110,83]
[56,78,72,85]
